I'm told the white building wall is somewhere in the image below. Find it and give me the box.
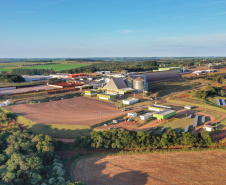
[123,99,139,105]
[127,112,137,118]
[99,97,109,100]
[140,113,153,120]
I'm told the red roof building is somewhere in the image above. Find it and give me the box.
[68,74,86,78]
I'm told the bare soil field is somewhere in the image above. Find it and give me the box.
[74,150,226,185]
[6,97,122,125]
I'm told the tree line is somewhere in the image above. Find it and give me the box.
[195,85,225,99]
[204,73,225,84]
[62,61,158,74]
[74,129,214,150]
[0,74,25,83]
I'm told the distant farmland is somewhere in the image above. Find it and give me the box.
[0,62,90,72]
[21,63,90,71]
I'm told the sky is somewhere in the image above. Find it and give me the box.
[0,0,226,58]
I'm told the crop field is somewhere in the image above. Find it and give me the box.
[73,150,226,185]
[0,61,90,72]
[6,97,122,126]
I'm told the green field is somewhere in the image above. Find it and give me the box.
[22,63,89,71]
[0,67,12,72]
[0,61,90,72]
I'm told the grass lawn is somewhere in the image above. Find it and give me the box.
[151,114,197,135]
[166,97,226,114]
[16,113,91,138]
[205,111,222,119]
[22,63,89,71]
[27,123,91,138]
[152,79,202,98]
[216,118,226,130]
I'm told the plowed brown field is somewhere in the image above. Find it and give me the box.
[6,97,122,125]
[73,151,226,185]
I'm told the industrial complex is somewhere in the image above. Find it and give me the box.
[1,65,225,142]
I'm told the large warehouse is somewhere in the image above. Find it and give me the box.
[130,70,181,83]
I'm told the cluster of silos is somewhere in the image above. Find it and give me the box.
[124,76,133,88]
[124,76,144,92]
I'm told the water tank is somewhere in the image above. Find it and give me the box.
[133,77,144,92]
[125,76,133,88]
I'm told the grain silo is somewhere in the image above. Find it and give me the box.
[133,77,144,92]
[125,76,133,88]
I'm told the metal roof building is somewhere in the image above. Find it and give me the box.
[221,99,226,106]
[132,70,181,83]
[153,109,176,120]
[184,125,190,133]
[193,115,198,127]
[216,99,221,106]
[103,78,134,94]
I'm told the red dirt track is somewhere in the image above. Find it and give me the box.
[6,97,122,125]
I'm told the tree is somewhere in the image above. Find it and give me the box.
[181,133,197,146]
[220,89,225,97]
[200,131,213,146]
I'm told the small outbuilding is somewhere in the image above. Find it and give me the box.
[184,105,192,110]
[122,98,139,105]
[97,93,116,100]
[0,99,11,107]
[203,125,214,132]
[140,112,154,120]
[84,90,97,96]
[127,112,137,118]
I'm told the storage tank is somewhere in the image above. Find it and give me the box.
[125,76,133,88]
[133,77,144,92]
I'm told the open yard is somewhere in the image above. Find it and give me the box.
[73,150,226,185]
[6,97,122,126]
